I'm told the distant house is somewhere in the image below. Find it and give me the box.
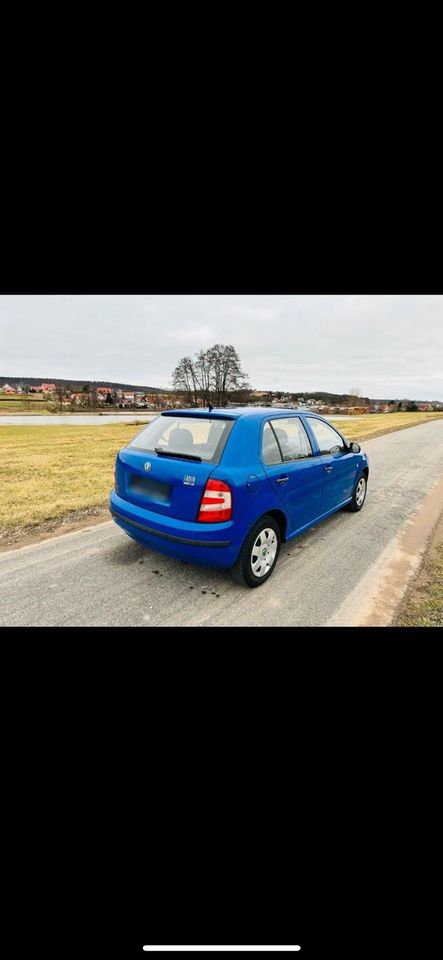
[41,383,56,393]
[1,383,16,394]
[70,392,88,405]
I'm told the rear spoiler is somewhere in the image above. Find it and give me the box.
[160,411,237,420]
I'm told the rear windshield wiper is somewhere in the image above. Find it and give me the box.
[155,447,202,462]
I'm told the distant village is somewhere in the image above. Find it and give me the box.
[244,391,443,413]
[1,382,442,413]
[0,382,168,410]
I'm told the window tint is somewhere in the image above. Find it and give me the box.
[129,416,233,463]
[306,417,345,454]
[262,421,282,464]
[270,417,312,461]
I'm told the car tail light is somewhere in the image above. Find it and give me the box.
[197,478,232,523]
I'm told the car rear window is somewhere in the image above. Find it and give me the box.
[128,415,234,463]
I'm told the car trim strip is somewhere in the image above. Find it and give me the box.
[110,508,231,547]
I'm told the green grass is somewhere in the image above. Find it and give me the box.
[0,397,47,411]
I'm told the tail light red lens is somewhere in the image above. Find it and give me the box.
[197,478,232,523]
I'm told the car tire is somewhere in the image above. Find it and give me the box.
[230,515,281,588]
[345,472,368,512]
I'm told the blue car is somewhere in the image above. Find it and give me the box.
[110,408,369,587]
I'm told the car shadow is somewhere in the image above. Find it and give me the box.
[107,507,350,587]
[107,531,230,589]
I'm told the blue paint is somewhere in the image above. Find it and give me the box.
[109,408,369,584]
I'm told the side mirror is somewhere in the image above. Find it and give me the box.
[350,441,361,453]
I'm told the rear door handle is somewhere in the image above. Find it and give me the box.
[276,476,289,484]
[324,465,333,473]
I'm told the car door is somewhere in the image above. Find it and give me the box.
[304,416,358,513]
[261,417,325,533]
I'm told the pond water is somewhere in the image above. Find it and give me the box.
[0,413,156,426]
[0,411,356,427]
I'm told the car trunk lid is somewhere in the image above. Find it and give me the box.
[116,448,216,522]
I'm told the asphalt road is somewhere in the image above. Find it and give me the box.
[1,420,443,627]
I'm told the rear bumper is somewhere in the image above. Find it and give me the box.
[109,490,238,568]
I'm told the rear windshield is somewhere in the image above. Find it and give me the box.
[128,415,234,463]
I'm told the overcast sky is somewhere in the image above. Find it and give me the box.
[0,294,442,399]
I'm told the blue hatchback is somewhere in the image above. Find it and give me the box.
[110,408,369,587]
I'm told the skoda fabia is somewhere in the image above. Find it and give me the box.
[110,408,369,587]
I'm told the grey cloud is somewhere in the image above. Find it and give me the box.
[0,294,442,400]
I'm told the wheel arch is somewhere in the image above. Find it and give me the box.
[259,508,288,542]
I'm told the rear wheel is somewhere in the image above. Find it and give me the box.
[230,515,281,587]
[345,473,368,512]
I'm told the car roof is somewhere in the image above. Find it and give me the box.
[161,406,322,421]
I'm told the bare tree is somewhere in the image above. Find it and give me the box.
[55,384,64,411]
[89,386,97,410]
[194,349,213,406]
[172,356,199,406]
[172,344,249,408]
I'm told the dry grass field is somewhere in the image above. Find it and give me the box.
[330,411,443,443]
[0,412,442,536]
[0,421,144,532]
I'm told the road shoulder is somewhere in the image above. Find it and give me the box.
[393,510,443,626]
[0,506,110,553]
[327,470,443,627]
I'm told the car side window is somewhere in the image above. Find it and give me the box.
[306,417,346,454]
[262,421,283,465]
[270,417,313,461]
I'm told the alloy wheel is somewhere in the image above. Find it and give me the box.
[250,527,278,578]
[356,476,366,506]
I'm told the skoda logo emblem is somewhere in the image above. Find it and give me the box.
[144,462,152,472]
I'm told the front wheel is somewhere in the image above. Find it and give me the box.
[230,515,281,587]
[345,473,368,512]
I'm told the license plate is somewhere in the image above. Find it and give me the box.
[129,475,171,503]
